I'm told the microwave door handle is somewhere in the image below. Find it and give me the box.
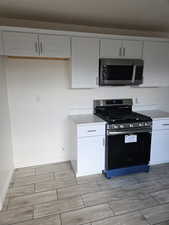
[131,65,136,84]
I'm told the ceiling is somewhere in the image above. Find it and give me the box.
[0,0,169,32]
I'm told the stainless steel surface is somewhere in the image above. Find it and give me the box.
[99,58,144,66]
[107,128,152,136]
[132,65,136,84]
[107,121,152,130]
[94,99,152,132]
[94,98,133,109]
[99,58,144,86]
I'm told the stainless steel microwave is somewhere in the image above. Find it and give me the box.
[99,58,144,86]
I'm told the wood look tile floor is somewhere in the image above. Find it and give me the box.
[1,162,169,225]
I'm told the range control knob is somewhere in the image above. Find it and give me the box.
[129,124,134,128]
[139,123,143,127]
[113,125,118,129]
[120,125,124,128]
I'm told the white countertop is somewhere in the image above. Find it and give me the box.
[69,114,106,126]
[139,110,169,120]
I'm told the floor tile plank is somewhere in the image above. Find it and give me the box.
[0,207,33,225]
[57,183,100,199]
[7,184,35,198]
[12,173,54,187]
[61,204,113,225]
[35,175,77,192]
[151,189,169,204]
[109,196,157,215]
[92,212,148,225]
[34,196,84,218]
[9,215,61,225]
[141,204,169,225]
[8,190,57,209]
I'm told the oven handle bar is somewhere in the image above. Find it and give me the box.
[107,129,152,136]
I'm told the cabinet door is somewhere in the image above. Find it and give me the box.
[141,41,169,87]
[3,31,38,57]
[150,130,169,165]
[71,37,99,88]
[100,39,122,58]
[0,31,3,55]
[39,34,71,58]
[77,136,105,176]
[122,40,143,59]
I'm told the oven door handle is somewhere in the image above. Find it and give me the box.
[107,129,152,136]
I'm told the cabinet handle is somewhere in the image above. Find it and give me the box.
[123,47,125,57]
[119,47,122,57]
[34,41,38,54]
[162,124,169,126]
[40,41,43,55]
[96,77,98,85]
[87,130,96,133]
[102,138,105,146]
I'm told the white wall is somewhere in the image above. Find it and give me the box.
[6,58,169,168]
[0,57,14,210]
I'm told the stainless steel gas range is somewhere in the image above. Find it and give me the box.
[94,99,152,179]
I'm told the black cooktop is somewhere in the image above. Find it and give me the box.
[95,108,152,124]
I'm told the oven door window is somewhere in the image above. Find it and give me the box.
[104,65,133,81]
[106,132,151,170]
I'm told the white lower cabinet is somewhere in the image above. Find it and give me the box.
[150,120,169,165]
[71,122,105,177]
[77,135,105,176]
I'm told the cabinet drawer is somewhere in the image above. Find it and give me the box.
[77,124,105,138]
[153,119,169,130]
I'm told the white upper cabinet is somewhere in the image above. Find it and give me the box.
[3,31,38,57]
[100,39,143,59]
[141,41,169,87]
[100,39,122,58]
[71,37,99,88]
[0,31,3,55]
[122,40,143,59]
[38,34,70,58]
[2,31,71,58]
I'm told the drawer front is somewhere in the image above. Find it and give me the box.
[77,124,105,138]
[153,119,169,130]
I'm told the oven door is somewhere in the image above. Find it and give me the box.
[106,129,151,170]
